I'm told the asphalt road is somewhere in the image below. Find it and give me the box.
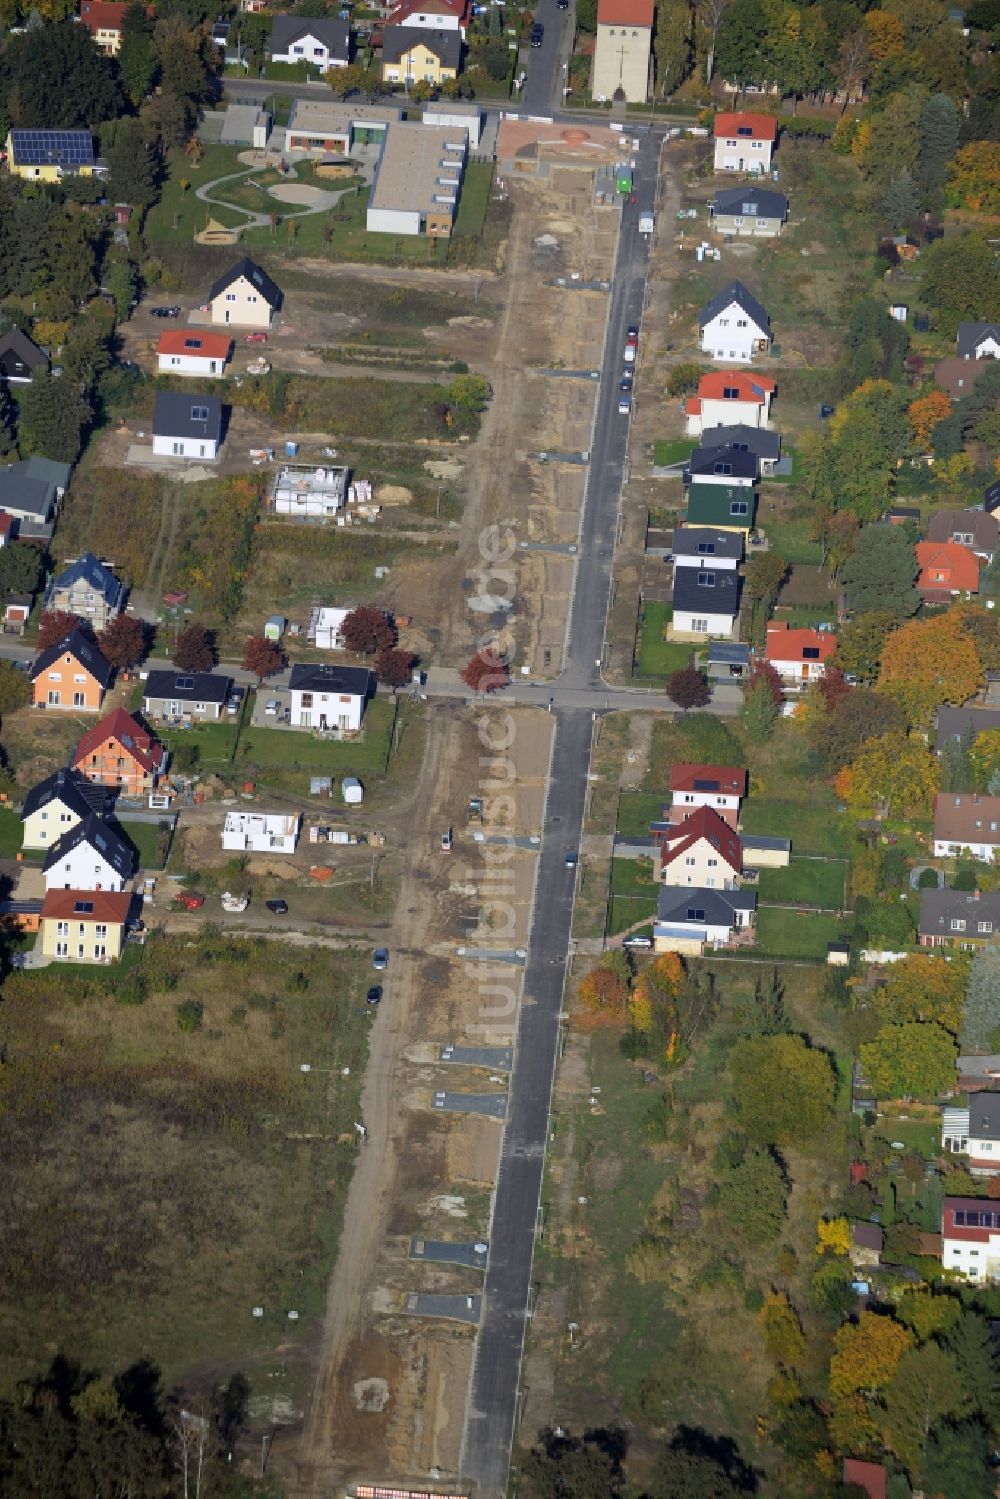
[460,134,661,1499]
[520,0,572,115]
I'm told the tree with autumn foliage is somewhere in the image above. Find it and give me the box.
[98,613,147,671]
[629,952,684,1056]
[174,624,216,673]
[878,612,983,727]
[833,610,897,684]
[748,659,783,706]
[338,606,395,656]
[579,963,629,1015]
[837,728,938,819]
[947,141,1000,216]
[37,609,81,650]
[667,665,710,711]
[757,1292,805,1368]
[871,949,970,1034]
[829,1311,913,1400]
[461,649,509,694]
[375,647,415,690]
[908,389,952,446]
[815,1217,851,1257]
[859,1020,957,1099]
[242,636,285,684]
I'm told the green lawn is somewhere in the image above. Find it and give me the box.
[144,144,251,241]
[117,819,173,872]
[754,906,845,961]
[617,791,668,839]
[453,161,493,238]
[757,856,847,910]
[0,806,23,858]
[610,857,658,899]
[634,602,698,679]
[741,796,848,856]
[240,696,395,777]
[761,514,822,565]
[160,721,240,772]
[608,893,659,937]
[654,439,694,467]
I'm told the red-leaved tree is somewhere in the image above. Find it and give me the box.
[375,646,415,689]
[339,606,395,655]
[461,649,509,694]
[37,610,81,649]
[99,613,148,671]
[667,666,711,711]
[749,659,784,706]
[174,625,217,673]
[242,635,286,684]
[818,664,851,712]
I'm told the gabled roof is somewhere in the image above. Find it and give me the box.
[43,812,134,878]
[48,552,126,611]
[686,484,757,525]
[40,887,133,924]
[206,257,281,311]
[288,663,375,696]
[712,185,787,219]
[919,886,1000,938]
[969,1092,1000,1138]
[957,321,1000,359]
[0,325,47,374]
[926,507,999,552]
[21,766,107,824]
[915,539,980,593]
[700,424,781,462]
[713,111,779,142]
[851,1221,883,1253]
[936,703,1000,743]
[672,566,740,616]
[143,670,232,705]
[79,0,129,34]
[270,14,351,55]
[765,621,836,665]
[671,527,744,562]
[152,390,223,442]
[655,805,743,874]
[156,330,233,360]
[30,627,113,688]
[0,456,70,520]
[670,763,747,798]
[387,0,471,24]
[686,446,759,482]
[72,707,166,777]
[657,884,756,926]
[699,280,771,336]
[382,23,463,64]
[933,791,1000,845]
[842,1458,887,1499]
[597,0,654,23]
[696,370,775,403]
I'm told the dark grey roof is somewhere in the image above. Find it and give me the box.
[671,527,743,562]
[47,552,127,611]
[43,811,134,878]
[22,456,71,489]
[30,627,113,689]
[152,390,223,442]
[712,185,787,220]
[700,423,781,462]
[143,670,232,705]
[672,566,740,616]
[889,506,921,520]
[926,508,999,551]
[686,446,759,482]
[970,1092,1000,1138]
[742,833,791,851]
[919,887,1000,938]
[288,663,375,696]
[935,704,1000,745]
[21,766,107,824]
[382,23,463,66]
[657,885,757,925]
[206,256,281,311]
[0,325,47,375]
[270,14,351,58]
[699,279,770,335]
[0,470,53,519]
[709,641,750,664]
[957,321,1000,359]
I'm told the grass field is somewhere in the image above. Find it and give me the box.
[0,932,371,1396]
[760,513,823,564]
[754,905,845,959]
[617,791,667,839]
[654,438,694,467]
[634,602,696,679]
[240,696,395,780]
[453,161,493,237]
[0,806,23,858]
[117,818,174,871]
[741,795,848,856]
[607,893,659,937]
[160,720,240,772]
[757,856,847,909]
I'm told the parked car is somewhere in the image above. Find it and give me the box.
[623,934,653,950]
[564,851,578,868]
[245,331,268,344]
[264,699,280,716]
[367,985,383,1006]
[227,692,242,716]
[265,898,289,915]
[441,828,453,852]
[626,324,639,344]
[620,371,633,390]
[618,397,631,416]
[372,947,389,971]
[177,891,206,910]
[150,306,180,318]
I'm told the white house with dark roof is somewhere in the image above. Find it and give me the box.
[206,257,282,329]
[699,423,781,475]
[142,670,233,722]
[653,884,756,954]
[0,326,47,385]
[42,812,134,892]
[269,15,350,68]
[152,391,223,461]
[699,281,771,363]
[21,766,108,850]
[710,185,787,238]
[671,564,740,640]
[288,663,375,732]
[957,322,1000,361]
[671,528,742,571]
[942,1093,1000,1175]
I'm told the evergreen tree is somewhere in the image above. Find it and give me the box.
[883,170,919,229]
[106,118,158,211]
[919,91,961,197]
[740,680,779,744]
[17,375,87,464]
[737,969,790,1039]
[961,943,1000,1052]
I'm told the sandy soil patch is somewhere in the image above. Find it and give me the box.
[269,183,328,205]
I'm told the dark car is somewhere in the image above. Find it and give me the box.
[367,985,383,1006]
[150,306,181,318]
[557,0,568,9]
[626,324,639,344]
[530,23,543,44]
[265,898,289,915]
[620,371,634,391]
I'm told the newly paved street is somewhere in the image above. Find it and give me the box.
[460,131,662,1497]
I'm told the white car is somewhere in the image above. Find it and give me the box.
[618,398,631,416]
[264,699,280,716]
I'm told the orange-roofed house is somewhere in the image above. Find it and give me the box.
[915,540,980,602]
[650,805,743,889]
[765,621,836,688]
[72,708,169,799]
[669,763,747,830]
[592,0,653,103]
[79,0,135,54]
[686,369,776,436]
[713,111,778,174]
[156,330,233,379]
[40,887,133,964]
[842,1458,887,1499]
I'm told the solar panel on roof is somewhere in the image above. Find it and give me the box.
[693,778,720,792]
[176,676,194,690]
[10,129,94,167]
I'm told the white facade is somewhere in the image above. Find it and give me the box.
[672,788,741,820]
[700,304,770,363]
[422,102,482,147]
[308,606,349,649]
[701,395,771,430]
[661,838,739,889]
[942,1222,1000,1281]
[270,29,345,66]
[44,841,127,893]
[672,548,739,572]
[156,350,228,378]
[713,134,774,173]
[272,465,348,519]
[672,605,737,639]
[934,834,999,862]
[23,799,85,851]
[289,686,366,732]
[222,810,301,854]
[151,431,220,461]
[942,1108,1000,1175]
[767,654,827,686]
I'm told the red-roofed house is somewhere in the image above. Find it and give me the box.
[72,708,168,799]
[651,805,743,889]
[842,1459,887,1499]
[713,112,778,174]
[40,887,133,963]
[385,0,471,32]
[592,0,654,103]
[669,763,747,829]
[685,369,775,436]
[0,511,14,548]
[765,622,836,688]
[941,1196,1000,1280]
[915,539,980,602]
[79,0,151,53]
[156,329,233,379]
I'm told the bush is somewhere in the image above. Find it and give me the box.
[176,999,204,1033]
[918,866,941,889]
[116,970,148,1006]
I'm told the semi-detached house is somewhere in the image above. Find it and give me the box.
[919,887,1000,949]
[942,1092,1000,1175]
[933,791,1000,862]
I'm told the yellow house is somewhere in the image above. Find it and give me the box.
[6,129,98,182]
[381,25,461,86]
[39,888,132,964]
[207,256,282,329]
